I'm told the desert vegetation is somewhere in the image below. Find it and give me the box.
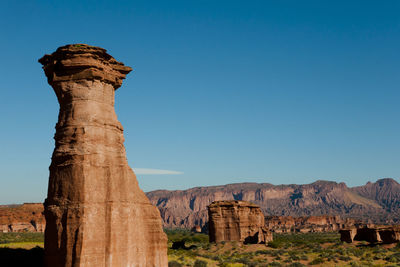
[2,230,400,266]
[166,230,400,267]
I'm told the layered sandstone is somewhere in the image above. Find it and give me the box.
[0,203,45,232]
[265,215,357,233]
[208,200,272,244]
[340,226,400,244]
[0,204,356,235]
[39,44,167,267]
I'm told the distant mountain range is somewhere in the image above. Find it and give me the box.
[2,178,399,232]
[147,178,400,229]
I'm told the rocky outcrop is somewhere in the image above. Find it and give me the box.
[0,205,356,235]
[39,44,167,267]
[148,179,400,229]
[208,200,273,244]
[340,226,400,244]
[3,179,400,234]
[339,228,358,243]
[0,203,45,232]
[265,215,357,233]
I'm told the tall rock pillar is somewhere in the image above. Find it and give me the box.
[39,44,167,267]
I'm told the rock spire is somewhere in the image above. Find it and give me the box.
[39,44,167,267]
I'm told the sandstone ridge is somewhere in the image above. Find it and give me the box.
[147,178,400,229]
[265,215,357,233]
[3,178,400,233]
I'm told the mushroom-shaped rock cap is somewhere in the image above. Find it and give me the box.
[39,44,132,89]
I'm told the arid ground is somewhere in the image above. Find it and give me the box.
[2,231,400,267]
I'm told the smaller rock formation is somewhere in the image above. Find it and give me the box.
[0,203,45,233]
[208,200,272,244]
[265,215,357,233]
[340,226,400,244]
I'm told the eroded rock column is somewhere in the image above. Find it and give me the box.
[39,44,167,267]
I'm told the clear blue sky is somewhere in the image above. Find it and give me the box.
[0,0,399,204]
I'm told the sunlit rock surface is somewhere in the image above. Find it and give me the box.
[208,200,272,244]
[39,44,167,267]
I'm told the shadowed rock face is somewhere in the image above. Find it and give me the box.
[39,44,167,267]
[339,228,357,243]
[208,200,272,244]
[340,226,400,244]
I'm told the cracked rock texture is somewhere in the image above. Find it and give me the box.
[39,44,167,267]
[208,200,273,244]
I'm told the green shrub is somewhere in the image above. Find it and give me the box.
[338,255,352,261]
[164,229,208,244]
[0,233,44,244]
[289,255,300,261]
[373,255,382,260]
[255,250,270,255]
[309,257,324,265]
[168,261,182,267]
[268,240,283,248]
[268,262,282,267]
[287,263,306,267]
[194,259,208,267]
[300,255,308,261]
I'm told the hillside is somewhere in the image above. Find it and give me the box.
[147,178,400,229]
[2,178,399,232]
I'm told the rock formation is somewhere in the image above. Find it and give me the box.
[340,226,400,244]
[39,44,167,267]
[0,204,357,235]
[147,179,400,229]
[265,215,357,233]
[4,178,400,235]
[208,200,272,244]
[339,228,358,243]
[0,203,45,232]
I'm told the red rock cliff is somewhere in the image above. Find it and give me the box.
[265,215,356,233]
[0,203,45,232]
[147,180,395,229]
